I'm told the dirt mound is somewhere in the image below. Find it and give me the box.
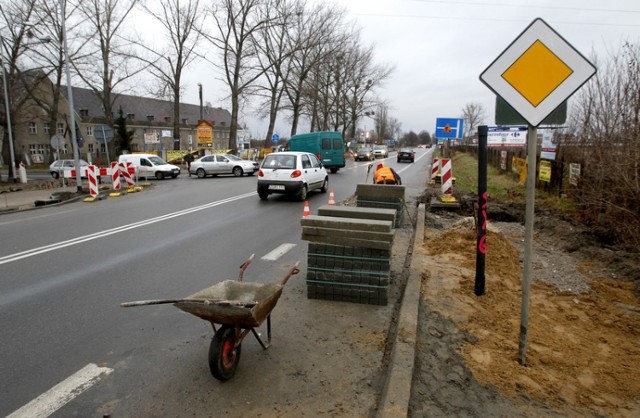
[421,218,640,417]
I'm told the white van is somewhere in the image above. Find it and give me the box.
[118,153,180,180]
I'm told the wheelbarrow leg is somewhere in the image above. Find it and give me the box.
[250,314,272,350]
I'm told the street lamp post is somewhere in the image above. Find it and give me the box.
[61,0,82,192]
[365,111,376,144]
[0,33,17,182]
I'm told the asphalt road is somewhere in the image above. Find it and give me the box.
[0,149,432,417]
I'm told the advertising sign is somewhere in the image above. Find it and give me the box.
[197,123,213,149]
[488,125,527,147]
[569,163,581,186]
[541,131,558,160]
[539,160,552,182]
[144,132,159,144]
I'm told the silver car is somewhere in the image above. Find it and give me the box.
[49,159,90,179]
[373,145,389,158]
[189,154,259,178]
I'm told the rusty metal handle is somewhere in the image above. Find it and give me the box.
[238,254,255,281]
[280,261,300,286]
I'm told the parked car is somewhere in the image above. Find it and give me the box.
[257,151,328,201]
[372,145,389,158]
[49,159,90,179]
[397,148,416,163]
[355,147,374,161]
[118,153,180,180]
[189,154,259,178]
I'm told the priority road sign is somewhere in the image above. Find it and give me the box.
[480,18,596,127]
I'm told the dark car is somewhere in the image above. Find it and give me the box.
[355,147,374,161]
[397,148,415,163]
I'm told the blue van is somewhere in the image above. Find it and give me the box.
[286,131,345,173]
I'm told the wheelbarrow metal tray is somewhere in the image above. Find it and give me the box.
[175,280,284,329]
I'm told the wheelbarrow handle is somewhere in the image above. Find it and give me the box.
[280,261,300,286]
[120,298,257,308]
[238,254,255,282]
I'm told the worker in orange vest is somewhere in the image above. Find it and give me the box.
[374,163,401,185]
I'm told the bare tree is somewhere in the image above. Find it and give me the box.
[0,0,40,173]
[566,42,640,248]
[139,0,203,150]
[74,0,144,155]
[388,117,401,143]
[203,0,278,152]
[17,0,91,163]
[281,2,344,136]
[461,102,486,141]
[251,0,301,145]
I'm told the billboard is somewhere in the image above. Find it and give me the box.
[488,125,527,147]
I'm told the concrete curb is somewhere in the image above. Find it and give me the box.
[377,203,425,417]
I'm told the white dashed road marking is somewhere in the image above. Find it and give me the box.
[7,363,113,418]
[261,243,296,261]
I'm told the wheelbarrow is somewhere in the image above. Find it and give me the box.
[121,254,300,381]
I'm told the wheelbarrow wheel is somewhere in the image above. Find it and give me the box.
[209,325,241,381]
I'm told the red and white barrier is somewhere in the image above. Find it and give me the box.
[118,162,136,187]
[431,158,440,181]
[87,165,99,197]
[111,162,120,190]
[440,158,452,195]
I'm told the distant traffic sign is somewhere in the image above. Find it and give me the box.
[50,135,65,149]
[94,125,115,142]
[480,18,595,127]
[272,133,280,142]
[435,118,464,139]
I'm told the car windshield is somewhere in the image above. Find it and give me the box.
[374,146,386,150]
[226,154,242,161]
[149,156,168,165]
[262,154,296,169]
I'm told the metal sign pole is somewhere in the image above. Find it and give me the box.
[101,125,110,164]
[475,125,488,296]
[518,124,537,365]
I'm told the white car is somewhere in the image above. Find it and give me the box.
[189,154,259,178]
[49,159,90,179]
[257,151,328,201]
[373,145,389,158]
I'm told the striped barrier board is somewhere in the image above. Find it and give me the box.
[431,158,440,181]
[87,165,99,197]
[440,158,452,195]
[111,162,120,190]
[118,162,136,187]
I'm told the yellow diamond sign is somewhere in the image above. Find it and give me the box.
[502,40,573,107]
[480,18,595,127]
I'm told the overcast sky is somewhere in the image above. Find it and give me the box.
[182,0,640,138]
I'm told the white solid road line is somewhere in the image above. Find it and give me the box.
[261,243,296,261]
[0,191,256,266]
[7,363,113,418]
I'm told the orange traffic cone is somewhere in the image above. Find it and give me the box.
[303,200,310,217]
[328,188,335,205]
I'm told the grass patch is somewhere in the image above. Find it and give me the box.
[444,151,579,213]
[450,152,523,201]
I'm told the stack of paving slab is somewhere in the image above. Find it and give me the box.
[301,205,396,305]
[355,184,405,227]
